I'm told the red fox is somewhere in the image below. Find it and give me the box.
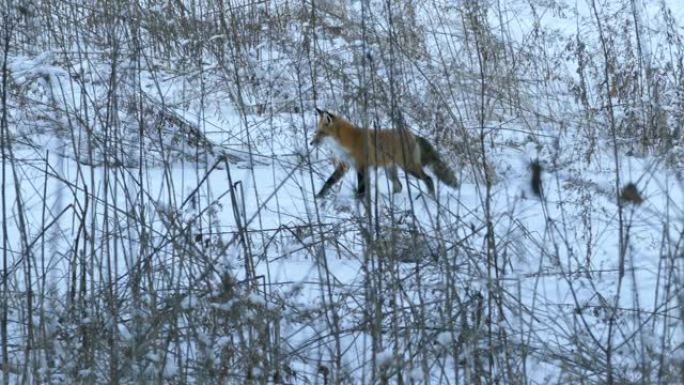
[310,108,458,197]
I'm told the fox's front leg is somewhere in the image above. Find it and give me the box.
[356,167,369,198]
[317,162,348,197]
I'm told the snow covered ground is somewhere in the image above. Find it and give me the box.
[0,0,682,384]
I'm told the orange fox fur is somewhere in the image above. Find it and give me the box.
[310,108,458,197]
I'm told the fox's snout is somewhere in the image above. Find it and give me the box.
[312,108,335,146]
[310,131,325,146]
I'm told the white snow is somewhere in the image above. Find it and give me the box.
[1,1,682,384]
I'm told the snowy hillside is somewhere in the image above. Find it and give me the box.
[0,1,682,384]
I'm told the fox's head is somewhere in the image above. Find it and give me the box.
[310,108,338,146]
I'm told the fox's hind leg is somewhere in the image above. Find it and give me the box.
[387,166,402,193]
[406,166,435,196]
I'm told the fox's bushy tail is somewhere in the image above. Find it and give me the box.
[416,136,458,187]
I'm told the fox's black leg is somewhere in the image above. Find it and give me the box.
[423,175,435,195]
[317,163,348,197]
[407,168,435,195]
[356,167,368,198]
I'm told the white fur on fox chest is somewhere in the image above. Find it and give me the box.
[322,136,356,167]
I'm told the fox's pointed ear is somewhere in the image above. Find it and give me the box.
[315,107,325,115]
[323,111,334,124]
